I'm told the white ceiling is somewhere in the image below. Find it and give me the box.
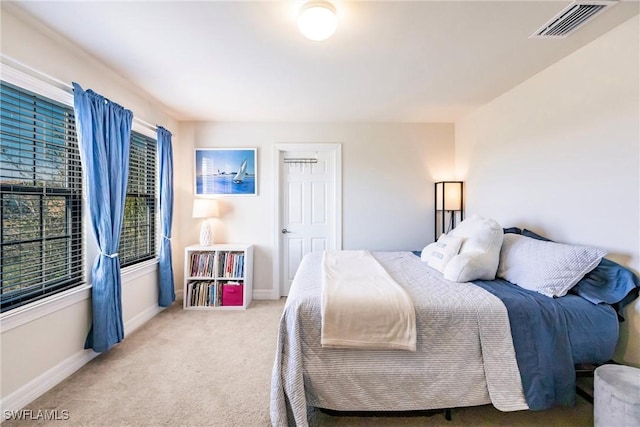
[8,1,640,122]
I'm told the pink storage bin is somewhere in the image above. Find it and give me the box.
[222,284,243,306]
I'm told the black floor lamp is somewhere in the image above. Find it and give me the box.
[434,181,464,241]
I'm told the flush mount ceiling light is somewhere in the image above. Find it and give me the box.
[298,1,337,41]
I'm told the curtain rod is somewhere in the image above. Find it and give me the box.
[1,55,158,133]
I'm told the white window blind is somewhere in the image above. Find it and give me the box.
[119,131,157,267]
[0,81,83,312]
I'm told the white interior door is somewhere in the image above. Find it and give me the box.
[275,144,341,296]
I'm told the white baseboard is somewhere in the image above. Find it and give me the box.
[0,305,164,415]
[123,304,165,336]
[252,289,280,300]
[0,348,99,416]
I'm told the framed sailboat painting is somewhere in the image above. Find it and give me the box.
[194,148,257,196]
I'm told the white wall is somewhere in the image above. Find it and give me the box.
[175,122,455,294]
[0,5,179,407]
[455,16,640,365]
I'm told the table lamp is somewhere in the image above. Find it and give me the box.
[192,199,220,246]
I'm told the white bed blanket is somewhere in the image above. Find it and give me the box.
[321,250,416,351]
[270,251,528,427]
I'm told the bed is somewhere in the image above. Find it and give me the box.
[270,245,637,427]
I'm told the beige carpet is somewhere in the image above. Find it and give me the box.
[9,297,593,426]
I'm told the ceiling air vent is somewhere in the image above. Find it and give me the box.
[530,0,617,39]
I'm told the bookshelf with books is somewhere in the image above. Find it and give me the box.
[183,244,253,310]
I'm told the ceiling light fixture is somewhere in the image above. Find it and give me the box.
[298,1,338,41]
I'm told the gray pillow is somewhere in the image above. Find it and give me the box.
[498,234,606,297]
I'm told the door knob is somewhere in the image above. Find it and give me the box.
[282,229,291,234]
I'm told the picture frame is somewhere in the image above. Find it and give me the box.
[194,148,257,196]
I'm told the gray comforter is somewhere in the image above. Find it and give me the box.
[270,251,528,427]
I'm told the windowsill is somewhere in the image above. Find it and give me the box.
[0,284,92,334]
[0,259,159,334]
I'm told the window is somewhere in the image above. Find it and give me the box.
[0,81,83,313]
[119,131,157,267]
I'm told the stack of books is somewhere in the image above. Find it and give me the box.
[189,252,215,277]
[186,281,222,307]
[219,252,245,278]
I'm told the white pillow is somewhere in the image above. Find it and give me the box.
[443,214,503,282]
[421,234,464,273]
[497,233,606,297]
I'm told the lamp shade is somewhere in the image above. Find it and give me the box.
[192,199,219,219]
[298,1,337,41]
[434,181,464,240]
[443,184,461,211]
[435,181,463,211]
